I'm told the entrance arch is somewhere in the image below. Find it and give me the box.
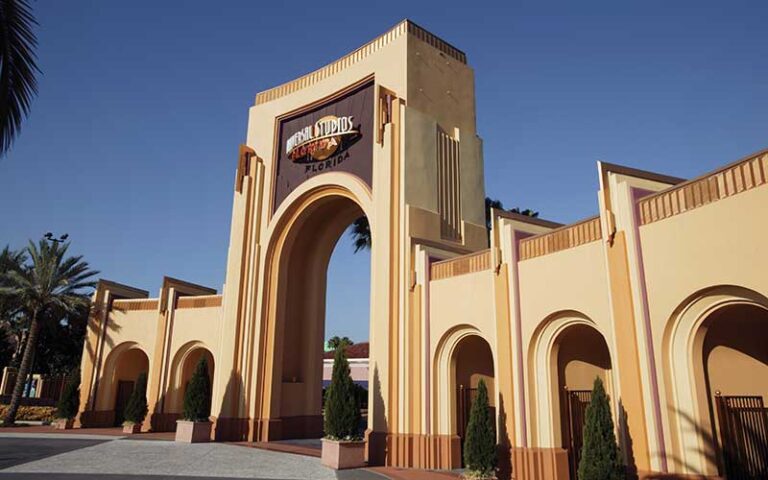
[167,342,215,414]
[664,285,768,476]
[453,334,495,443]
[528,312,613,450]
[254,176,373,441]
[555,323,612,479]
[433,326,496,439]
[98,342,149,426]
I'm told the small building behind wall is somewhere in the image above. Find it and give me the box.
[75,19,768,480]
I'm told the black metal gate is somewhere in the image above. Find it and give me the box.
[715,394,768,479]
[564,389,592,480]
[457,385,478,441]
[113,380,134,426]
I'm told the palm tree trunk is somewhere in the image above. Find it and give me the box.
[3,314,40,425]
[11,329,27,368]
[23,347,37,397]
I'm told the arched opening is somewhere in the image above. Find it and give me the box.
[699,304,768,478]
[264,190,371,441]
[554,324,612,479]
[167,345,214,415]
[664,286,768,476]
[107,347,149,426]
[452,334,495,451]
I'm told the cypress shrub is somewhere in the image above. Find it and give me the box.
[578,377,623,480]
[463,378,497,478]
[56,368,81,420]
[323,345,361,440]
[182,357,211,422]
[123,372,148,425]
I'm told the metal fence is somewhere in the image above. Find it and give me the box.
[715,394,768,479]
[564,389,592,480]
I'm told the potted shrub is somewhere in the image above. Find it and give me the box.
[53,369,80,429]
[463,378,497,479]
[578,377,622,480]
[122,372,148,434]
[175,357,212,443]
[321,345,365,470]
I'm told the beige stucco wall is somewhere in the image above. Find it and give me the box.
[516,241,614,449]
[517,241,612,346]
[429,269,496,436]
[640,185,768,338]
[639,183,768,475]
[166,306,222,370]
[93,305,158,410]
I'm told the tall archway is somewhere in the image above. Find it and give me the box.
[703,304,768,478]
[528,311,613,453]
[98,343,149,426]
[555,324,612,479]
[452,334,495,446]
[664,286,768,476]
[167,342,215,415]
[255,181,372,441]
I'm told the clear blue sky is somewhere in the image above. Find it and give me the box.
[1,1,766,343]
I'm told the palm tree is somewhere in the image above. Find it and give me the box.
[485,197,539,230]
[0,246,27,366]
[0,0,41,157]
[0,239,97,425]
[327,336,353,351]
[349,216,370,253]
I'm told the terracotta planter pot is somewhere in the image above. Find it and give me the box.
[122,422,141,434]
[53,418,74,430]
[321,438,366,470]
[174,420,212,443]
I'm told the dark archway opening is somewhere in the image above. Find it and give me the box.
[111,348,149,426]
[453,334,495,464]
[702,304,768,478]
[555,324,612,480]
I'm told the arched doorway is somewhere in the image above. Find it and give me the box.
[664,286,768,476]
[257,185,372,441]
[700,304,768,478]
[554,324,612,479]
[167,344,214,415]
[105,346,149,426]
[452,334,495,451]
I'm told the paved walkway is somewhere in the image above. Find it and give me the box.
[0,432,460,480]
[0,434,364,479]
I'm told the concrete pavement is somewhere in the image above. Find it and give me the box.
[0,435,386,480]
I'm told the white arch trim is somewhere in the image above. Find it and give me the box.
[266,171,374,241]
[166,340,214,413]
[97,341,150,410]
[433,325,494,435]
[529,311,611,448]
[664,285,768,475]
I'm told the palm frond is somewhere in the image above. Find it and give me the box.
[0,0,40,157]
[349,216,371,253]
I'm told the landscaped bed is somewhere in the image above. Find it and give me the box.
[0,405,56,423]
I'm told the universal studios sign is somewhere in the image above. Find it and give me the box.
[285,115,359,162]
[273,80,374,212]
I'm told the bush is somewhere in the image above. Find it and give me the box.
[123,372,148,425]
[0,405,55,422]
[463,378,497,478]
[578,377,622,480]
[56,369,80,420]
[182,357,211,422]
[323,345,361,440]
